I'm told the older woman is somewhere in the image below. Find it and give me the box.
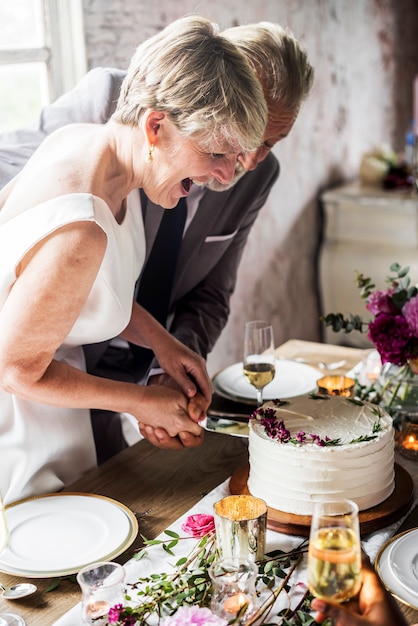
[0,15,266,504]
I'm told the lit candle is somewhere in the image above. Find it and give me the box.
[402,434,418,451]
[223,592,250,614]
[317,375,355,397]
[366,365,381,381]
[87,600,110,619]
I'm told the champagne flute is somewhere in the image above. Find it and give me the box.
[308,499,362,603]
[243,320,275,406]
[0,495,26,626]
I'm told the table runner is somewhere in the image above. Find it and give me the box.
[52,453,418,626]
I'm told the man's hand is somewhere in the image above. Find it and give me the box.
[151,337,212,408]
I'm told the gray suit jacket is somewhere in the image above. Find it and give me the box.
[0,67,279,361]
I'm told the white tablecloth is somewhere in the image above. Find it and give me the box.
[52,451,418,626]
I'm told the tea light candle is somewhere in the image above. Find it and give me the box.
[398,422,418,460]
[317,375,355,397]
[87,600,110,619]
[223,592,250,614]
[209,558,258,622]
[402,433,418,451]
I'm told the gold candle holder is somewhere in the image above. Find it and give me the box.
[397,422,418,459]
[317,375,355,397]
[213,495,267,562]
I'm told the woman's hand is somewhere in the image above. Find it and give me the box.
[138,373,206,449]
[311,556,409,626]
[130,383,204,439]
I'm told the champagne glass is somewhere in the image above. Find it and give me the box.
[243,320,275,406]
[0,495,26,626]
[308,499,362,603]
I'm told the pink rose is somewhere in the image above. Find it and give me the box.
[366,289,397,315]
[181,513,215,538]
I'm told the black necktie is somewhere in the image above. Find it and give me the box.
[130,197,188,367]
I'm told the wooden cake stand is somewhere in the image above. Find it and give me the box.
[229,463,414,537]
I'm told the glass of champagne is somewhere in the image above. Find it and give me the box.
[243,320,275,406]
[308,499,362,603]
[0,494,26,626]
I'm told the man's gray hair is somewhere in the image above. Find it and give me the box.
[222,22,314,115]
[113,16,267,153]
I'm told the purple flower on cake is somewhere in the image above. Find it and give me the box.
[322,263,418,366]
[251,406,341,447]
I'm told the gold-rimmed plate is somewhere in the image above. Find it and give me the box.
[1,492,138,578]
[375,527,418,609]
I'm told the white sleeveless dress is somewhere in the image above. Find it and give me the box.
[0,192,145,504]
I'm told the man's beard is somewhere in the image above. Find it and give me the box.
[204,161,247,192]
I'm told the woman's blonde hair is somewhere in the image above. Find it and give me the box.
[222,22,314,116]
[113,16,267,153]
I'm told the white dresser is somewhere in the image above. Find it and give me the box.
[320,181,418,347]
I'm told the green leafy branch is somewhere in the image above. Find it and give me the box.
[111,533,325,625]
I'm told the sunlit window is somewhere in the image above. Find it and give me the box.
[0,0,86,132]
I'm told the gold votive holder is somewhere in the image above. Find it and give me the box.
[213,495,267,562]
[397,421,418,459]
[317,375,355,397]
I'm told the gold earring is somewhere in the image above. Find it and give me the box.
[145,143,155,163]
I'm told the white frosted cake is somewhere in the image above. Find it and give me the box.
[248,395,395,515]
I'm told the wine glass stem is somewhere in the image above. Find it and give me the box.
[256,388,263,407]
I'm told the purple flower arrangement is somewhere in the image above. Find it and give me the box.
[322,263,418,368]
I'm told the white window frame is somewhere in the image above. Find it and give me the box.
[0,0,87,104]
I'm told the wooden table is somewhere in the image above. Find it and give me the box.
[1,339,418,625]
[0,431,249,625]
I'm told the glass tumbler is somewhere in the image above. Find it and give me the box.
[209,557,258,624]
[77,561,125,625]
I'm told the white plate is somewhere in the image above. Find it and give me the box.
[376,528,418,610]
[1,493,138,578]
[388,528,418,596]
[213,359,320,403]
